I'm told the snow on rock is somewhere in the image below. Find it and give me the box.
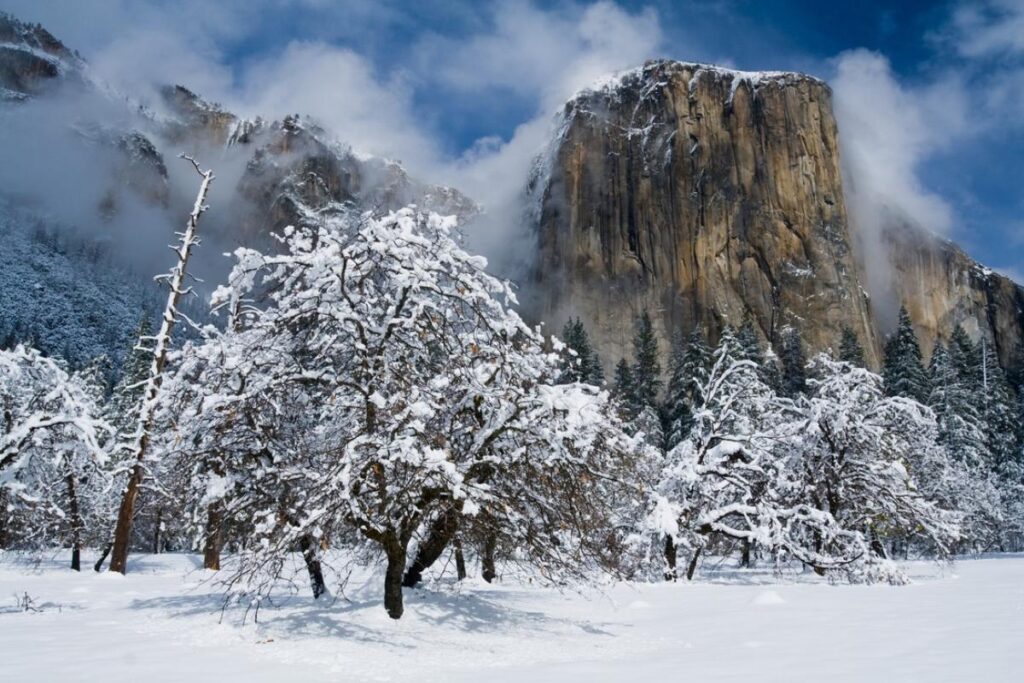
[570,59,825,108]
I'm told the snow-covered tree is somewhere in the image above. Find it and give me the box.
[779,327,807,397]
[0,345,114,568]
[736,317,764,366]
[796,355,959,576]
[177,208,643,619]
[977,338,1020,470]
[928,343,987,468]
[883,306,930,404]
[107,312,153,433]
[661,335,691,451]
[646,331,802,580]
[558,317,604,386]
[631,310,662,410]
[838,325,866,367]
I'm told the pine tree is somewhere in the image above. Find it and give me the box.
[76,355,113,405]
[559,318,584,383]
[882,306,930,403]
[978,337,1020,470]
[107,312,153,434]
[838,325,866,367]
[737,315,783,390]
[928,342,987,467]
[949,325,978,382]
[631,310,662,409]
[613,358,636,414]
[716,325,744,365]
[558,318,604,386]
[680,328,711,407]
[661,335,691,450]
[779,327,807,397]
[1004,341,1024,394]
[736,316,764,366]
[762,348,783,393]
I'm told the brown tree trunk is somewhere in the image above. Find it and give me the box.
[299,534,327,599]
[202,503,223,571]
[403,507,459,588]
[453,537,467,581]
[481,533,497,583]
[66,472,82,571]
[685,546,702,581]
[663,536,677,581]
[109,462,144,573]
[383,536,407,619]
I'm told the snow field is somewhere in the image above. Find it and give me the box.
[0,552,1020,682]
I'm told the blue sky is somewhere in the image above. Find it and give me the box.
[5,0,1023,279]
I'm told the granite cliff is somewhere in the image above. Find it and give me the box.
[530,59,1023,369]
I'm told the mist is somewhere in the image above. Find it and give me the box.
[0,85,280,303]
[831,49,969,333]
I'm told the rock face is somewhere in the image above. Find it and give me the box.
[532,60,879,369]
[884,223,1024,366]
[0,12,84,98]
[0,14,476,246]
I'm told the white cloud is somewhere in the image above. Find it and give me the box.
[832,49,966,240]
[416,1,663,110]
[231,42,441,172]
[831,49,972,325]
[412,1,665,277]
[948,0,1024,57]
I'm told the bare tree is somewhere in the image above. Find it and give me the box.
[107,156,213,574]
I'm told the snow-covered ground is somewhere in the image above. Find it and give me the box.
[0,552,1020,682]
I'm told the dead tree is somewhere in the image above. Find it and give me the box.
[108,156,213,574]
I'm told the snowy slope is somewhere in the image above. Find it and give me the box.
[1,552,1019,682]
[0,203,161,374]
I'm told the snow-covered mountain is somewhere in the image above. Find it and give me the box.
[4,10,1023,380]
[0,12,475,375]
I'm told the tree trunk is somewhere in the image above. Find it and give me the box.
[108,462,144,573]
[453,537,467,581]
[65,472,83,571]
[663,536,677,581]
[740,539,751,568]
[93,541,112,572]
[685,546,702,581]
[402,508,459,588]
[108,160,213,575]
[868,527,887,559]
[0,490,7,549]
[202,503,222,571]
[152,507,163,554]
[383,537,407,619]
[299,534,327,599]
[481,533,497,583]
